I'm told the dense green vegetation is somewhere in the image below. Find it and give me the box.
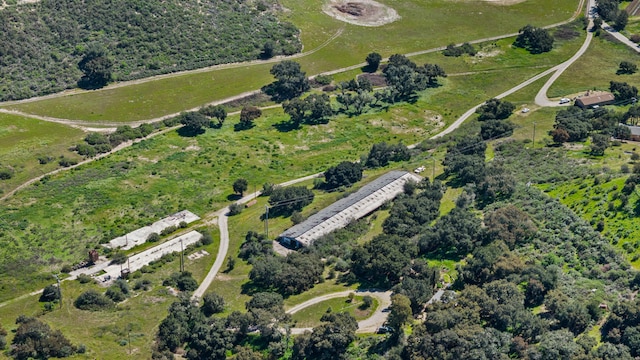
[0,0,300,100]
[2,0,578,121]
[6,1,640,358]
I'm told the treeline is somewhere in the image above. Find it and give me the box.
[0,0,300,100]
[262,55,446,130]
[597,0,629,31]
[153,292,358,359]
[550,97,640,156]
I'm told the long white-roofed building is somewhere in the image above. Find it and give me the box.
[278,170,421,248]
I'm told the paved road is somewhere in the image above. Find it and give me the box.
[191,172,323,300]
[534,0,596,107]
[433,0,593,139]
[601,22,640,54]
[192,215,228,300]
[286,290,392,335]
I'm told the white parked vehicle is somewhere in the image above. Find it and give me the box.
[559,98,571,104]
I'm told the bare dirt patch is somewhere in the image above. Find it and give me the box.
[323,0,400,27]
[358,73,387,87]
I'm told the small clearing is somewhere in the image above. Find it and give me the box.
[323,0,400,27]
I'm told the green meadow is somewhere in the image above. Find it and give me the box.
[548,34,640,98]
[0,113,83,195]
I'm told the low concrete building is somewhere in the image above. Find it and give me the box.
[575,91,615,109]
[103,210,200,250]
[278,170,421,248]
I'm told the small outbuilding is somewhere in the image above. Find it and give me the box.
[624,124,640,141]
[278,170,421,248]
[575,91,615,109]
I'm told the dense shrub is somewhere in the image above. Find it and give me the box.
[105,279,130,302]
[228,203,244,216]
[200,231,214,245]
[147,232,160,243]
[39,284,60,303]
[324,161,363,189]
[163,272,198,292]
[74,290,114,311]
[0,0,301,101]
[201,292,225,316]
[0,169,13,180]
[11,317,77,359]
[58,157,78,167]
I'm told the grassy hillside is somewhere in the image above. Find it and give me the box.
[0,0,300,101]
[2,0,579,120]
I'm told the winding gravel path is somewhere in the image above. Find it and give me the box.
[534,0,595,107]
[286,290,392,335]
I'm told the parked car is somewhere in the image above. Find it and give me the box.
[559,98,570,104]
[377,326,393,334]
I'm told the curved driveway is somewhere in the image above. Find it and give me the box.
[534,0,595,107]
[286,290,392,335]
[433,0,594,139]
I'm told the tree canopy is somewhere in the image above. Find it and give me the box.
[268,186,314,216]
[11,316,77,359]
[365,52,382,72]
[514,25,554,54]
[324,161,363,189]
[263,60,310,101]
[383,54,446,102]
[476,98,516,121]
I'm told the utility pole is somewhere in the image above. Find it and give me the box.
[180,238,184,273]
[432,158,436,182]
[264,205,270,238]
[532,122,536,148]
[53,274,62,309]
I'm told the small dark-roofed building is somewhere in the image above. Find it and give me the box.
[575,91,615,109]
[278,170,420,249]
[624,124,640,141]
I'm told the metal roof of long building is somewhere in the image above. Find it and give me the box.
[279,170,420,247]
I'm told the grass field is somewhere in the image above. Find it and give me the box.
[0,113,83,195]
[548,34,640,98]
[0,29,588,197]
[1,0,579,122]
